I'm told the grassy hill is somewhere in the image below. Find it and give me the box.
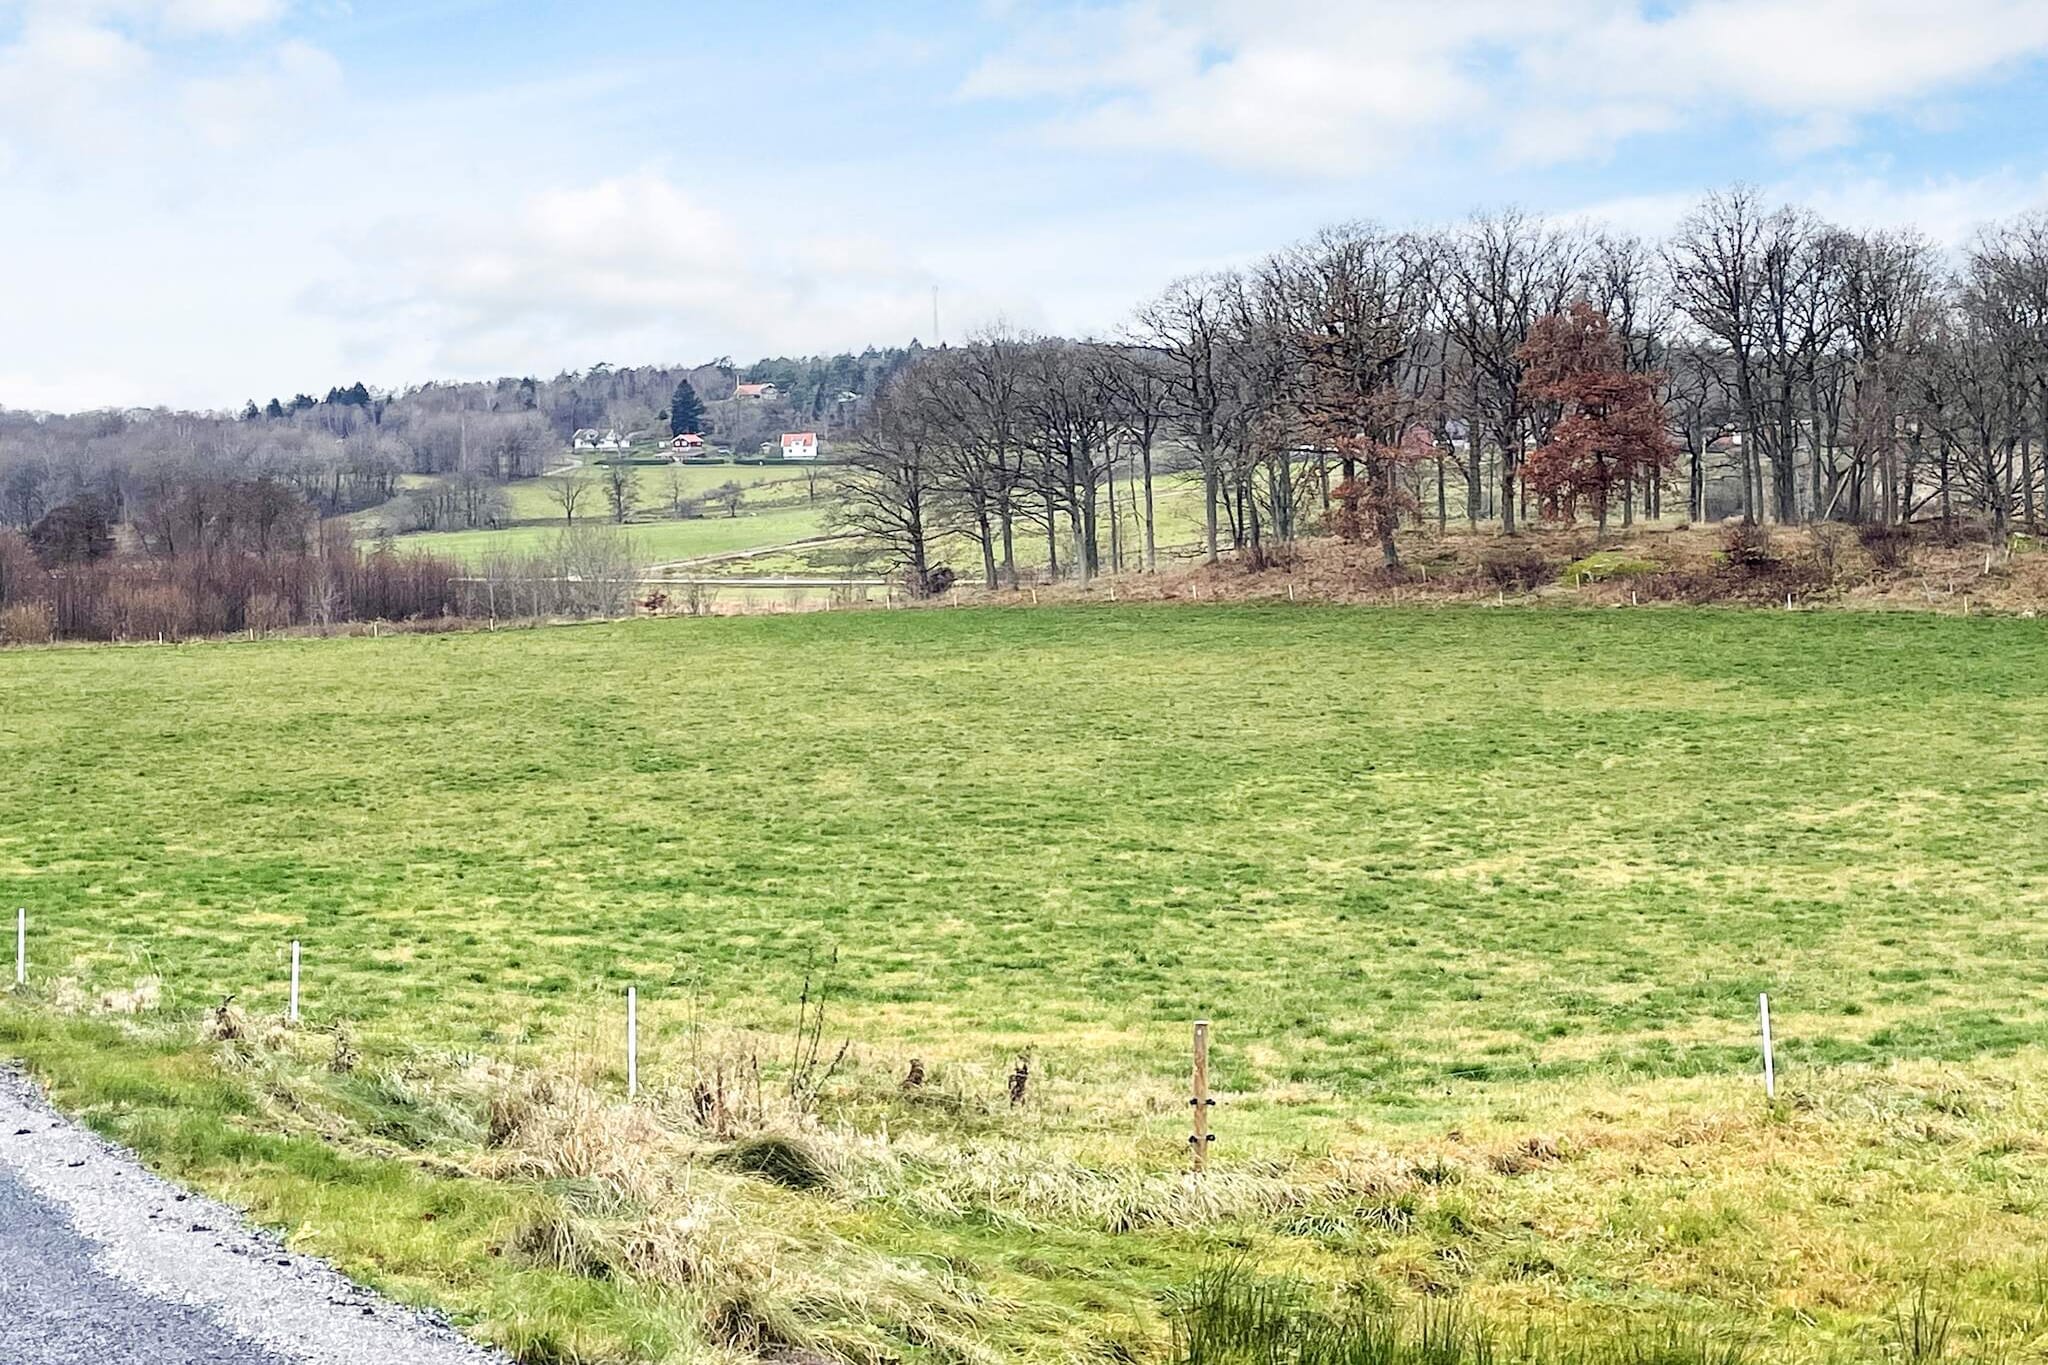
[4,607,2048,1361]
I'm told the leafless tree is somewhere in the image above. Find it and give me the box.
[547,474,591,526]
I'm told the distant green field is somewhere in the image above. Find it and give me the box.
[499,464,819,522]
[6,607,2048,1361]
[385,502,832,567]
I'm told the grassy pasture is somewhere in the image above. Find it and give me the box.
[387,501,832,567]
[4,606,2048,1361]
[496,464,821,522]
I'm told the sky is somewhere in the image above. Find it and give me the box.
[6,0,2048,413]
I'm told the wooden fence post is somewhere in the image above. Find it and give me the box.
[1190,1020,1213,1171]
[288,940,301,1024]
[1759,993,1776,1100]
[627,986,639,1099]
[14,908,22,987]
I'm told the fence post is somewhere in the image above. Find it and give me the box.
[1190,1020,1213,1172]
[626,986,639,1100]
[13,908,22,987]
[1758,992,1776,1100]
[288,940,301,1024]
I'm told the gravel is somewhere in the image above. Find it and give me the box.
[0,1066,511,1365]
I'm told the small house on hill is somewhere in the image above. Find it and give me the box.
[780,432,819,461]
[572,428,627,452]
[669,433,705,452]
[733,382,779,401]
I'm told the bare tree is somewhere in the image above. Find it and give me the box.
[548,474,592,526]
[1439,211,1584,534]
[1133,275,1237,564]
[1104,346,1173,571]
[603,461,638,524]
[837,380,944,594]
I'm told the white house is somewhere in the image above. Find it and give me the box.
[780,432,818,461]
[733,382,779,401]
[572,427,628,452]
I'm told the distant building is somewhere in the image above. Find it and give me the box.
[669,433,705,452]
[780,432,819,461]
[572,427,627,452]
[733,382,779,401]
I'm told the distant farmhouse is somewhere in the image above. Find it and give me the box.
[572,427,628,452]
[669,433,705,453]
[780,432,818,461]
[733,382,778,401]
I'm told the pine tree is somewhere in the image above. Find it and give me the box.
[669,379,705,436]
[240,400,260,422]
[264,398,285,419]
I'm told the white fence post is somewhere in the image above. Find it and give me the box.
[1759,992,1776,1099]
[289,940,301,1024]
[626,986,639,1100]
[14,908,22,986]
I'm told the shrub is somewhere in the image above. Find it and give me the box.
[1478,543,1553,591]
[1805,523,1854,582]
[0,601,54,645]
[714,1135,833,1192]
[1561,552,1658,585]
[1719,522,1776,571]
[1858,523,1913,572]
[244,591,291,637]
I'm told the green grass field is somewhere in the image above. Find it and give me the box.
[5,607,2048,1362]
[386,502,833,567]
[496,464,820,522]
[362,465,834,568]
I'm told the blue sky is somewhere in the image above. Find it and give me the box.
[5,0,2048,411]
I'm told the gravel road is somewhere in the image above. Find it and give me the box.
[0,1067,510,1365]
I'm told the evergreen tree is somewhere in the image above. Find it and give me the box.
[239,400,260,422]
[264,398,285,419]
[669,379,705,436]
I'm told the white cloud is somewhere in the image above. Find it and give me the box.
[0,1,324,167]
[310,172,1007,381]
[967,0,2048,174]
[182,38,341,147]
[159,0,287,34]
[1563,168,2048,249]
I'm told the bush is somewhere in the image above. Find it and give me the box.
[1858,523,1913,572]
[1719,521,1777,571]
[1477,543,1553,591]
[1805,523,1853,582]
[714,1135,833,1192]
[1561,551,1658,585]
[0,601,55,645]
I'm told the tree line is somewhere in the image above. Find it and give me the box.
[840,188,2048,592]
[0,350,912,541]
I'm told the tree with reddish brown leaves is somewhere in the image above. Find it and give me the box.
[1517,302,1675,532]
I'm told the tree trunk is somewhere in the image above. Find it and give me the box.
[1498,424,1517,534]
[1141,442,1157,572]
[1203,461,1219,565]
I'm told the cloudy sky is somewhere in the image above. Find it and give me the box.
[5,0,2048,412]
